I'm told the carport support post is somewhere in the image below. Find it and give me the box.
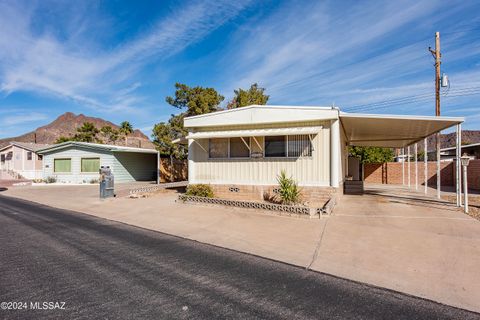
[414,143,418,190]
[424,138,428,194]
[456,124,462,207]
[407,146,411,188]
[330,119,341,188]
[402,148,405,185]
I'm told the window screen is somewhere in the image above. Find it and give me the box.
[229,137,250,158]
[209,138,228,158]
[81,158,100,172]
[6,152,13,160]
[287,135,313,157]
[27,152,32,160]
[265,136,286,157]
[54,158,71,173]
[1,154,5,162]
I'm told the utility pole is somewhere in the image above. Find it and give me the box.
[429,32,441,199]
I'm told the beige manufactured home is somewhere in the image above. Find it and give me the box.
[0,142,50,179]
[180,105,463,202]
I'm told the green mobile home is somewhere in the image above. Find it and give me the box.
[37,142,159,184]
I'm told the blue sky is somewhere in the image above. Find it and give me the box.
[0,0,479,139]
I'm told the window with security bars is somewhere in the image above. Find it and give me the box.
[209,138,229,158]
[229,137,250,158]
[287,135,312,157]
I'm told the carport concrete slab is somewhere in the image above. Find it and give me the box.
[2,183,480,313]
[312,184,480,312]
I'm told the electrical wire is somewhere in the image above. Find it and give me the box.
[344,86,480,113]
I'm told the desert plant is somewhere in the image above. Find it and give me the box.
[185,184,214,198]
[90,178,99,184]
[44,176,57,184]
[276,170,301,205]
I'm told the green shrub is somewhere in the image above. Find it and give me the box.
[44,176,57,184]
[185,184,214,198]
[276,170,301,205]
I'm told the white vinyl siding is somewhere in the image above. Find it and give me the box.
[190,121,330,186]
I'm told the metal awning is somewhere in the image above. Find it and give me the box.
[340,113,464,148]
[185,126,322,139]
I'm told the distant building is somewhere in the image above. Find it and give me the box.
[0,142,51,179]
[434,142,480,161]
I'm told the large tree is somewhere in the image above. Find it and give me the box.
[165,83,224,116]
[152,114,187,181]
[73,122,100,143]
[349,146,395,163]
[100,125,119,144]
[227,83,269,109]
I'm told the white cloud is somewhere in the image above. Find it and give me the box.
[0,0,252,114]
[1,112,48,126]
[217,0,479,122]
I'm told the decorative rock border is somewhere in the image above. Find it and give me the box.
[129,181,188,195]
[178,194,330,218]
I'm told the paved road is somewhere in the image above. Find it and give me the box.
[0,195,479,320]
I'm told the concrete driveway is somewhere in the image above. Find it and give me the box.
[2,183,480,313]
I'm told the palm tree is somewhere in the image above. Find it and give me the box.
[119,121,133,146]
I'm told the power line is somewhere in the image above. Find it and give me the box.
[343,86,480,112]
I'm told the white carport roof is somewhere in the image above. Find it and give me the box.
[173,105,465,148]
[340,112,464,148]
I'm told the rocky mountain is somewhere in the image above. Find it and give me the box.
[0,112,155,149]
[423,130,480,150]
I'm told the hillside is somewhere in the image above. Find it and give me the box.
[0,112,155,149]
[423,130,480,150]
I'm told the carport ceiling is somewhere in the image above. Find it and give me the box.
[340,113,464,148]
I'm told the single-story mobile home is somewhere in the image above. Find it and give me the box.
[179,105,463,202]
[37,142,159,184]
[0,142,51,179]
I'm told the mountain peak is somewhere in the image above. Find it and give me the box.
[0,112,154,149]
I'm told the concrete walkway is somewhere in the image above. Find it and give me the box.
[2,184,480,313]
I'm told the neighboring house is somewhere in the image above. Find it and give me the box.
[37,142,159,184]
[0,142,51,179]
[178,105,463,201]
[428,142,480,161]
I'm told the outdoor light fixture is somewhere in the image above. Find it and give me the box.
[460,154,470,167]
[460,153,470,214]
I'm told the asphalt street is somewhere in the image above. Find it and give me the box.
[0,195,479,320]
